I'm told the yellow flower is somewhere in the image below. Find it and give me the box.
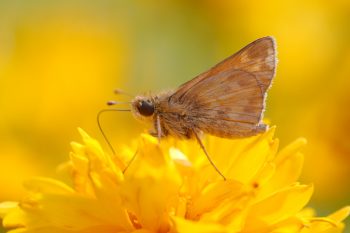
[0,127,349,233]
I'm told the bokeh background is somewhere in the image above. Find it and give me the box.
[0,0,349,231]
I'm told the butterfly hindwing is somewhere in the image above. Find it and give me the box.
[182,70,266,137]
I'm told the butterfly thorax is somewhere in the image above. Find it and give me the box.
[155,92,198,139]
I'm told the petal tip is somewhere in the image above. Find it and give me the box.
[77,127,90,140]
[140,133,158,145]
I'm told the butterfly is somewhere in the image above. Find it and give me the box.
[105,36,277,179]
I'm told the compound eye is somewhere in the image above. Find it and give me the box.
[137,100,154,116]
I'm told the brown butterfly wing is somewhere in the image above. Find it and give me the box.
[170,36,276,102]
[181,70,267,137]
[168,36,276,138]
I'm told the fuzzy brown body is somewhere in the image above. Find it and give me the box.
[131,36,276,140]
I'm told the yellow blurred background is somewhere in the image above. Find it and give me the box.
[0,1,349,231]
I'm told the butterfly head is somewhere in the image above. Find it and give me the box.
[131,96,155,120]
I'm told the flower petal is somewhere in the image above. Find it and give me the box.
[0,201,18,218]
[225,127,279,183]
[172,216,228,233]
[258,138,306,200]
[304,206,350,233]
[244,184,314,231]
[327,206,350,223]
[187,180,245,220]
[23,177,75,194]
[120,135,182,232]
[1,204,26,229]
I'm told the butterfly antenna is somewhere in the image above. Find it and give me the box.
[107,100,132,106]
[97,109,131,155]
[123,148,139,174]
[114,88,134,97]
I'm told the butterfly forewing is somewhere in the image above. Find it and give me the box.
[171,36,276,101]
[167,36,276,138]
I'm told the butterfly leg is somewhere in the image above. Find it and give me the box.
[192,129,226,180]
[156,114,162,143]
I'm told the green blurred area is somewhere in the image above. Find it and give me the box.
[0,0,349,231]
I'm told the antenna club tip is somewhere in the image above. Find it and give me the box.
[114,89,122,94]
[107,101,117,106]
[113,88,133,97]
